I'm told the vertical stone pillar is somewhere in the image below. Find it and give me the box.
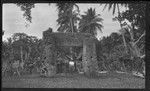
[43,30,57,77]
[82,42,88,73]
[90,42,98,73]
[44,44,55,64]
[82,38,98,77]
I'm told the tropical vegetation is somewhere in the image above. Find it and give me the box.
[2,2,148,77]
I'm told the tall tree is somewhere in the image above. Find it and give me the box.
[102,3,128,53]
[118,3,146,58]
[56,3,81,73]
[79,8,103,36]
[56,3,80,33]
[115,3,148,75]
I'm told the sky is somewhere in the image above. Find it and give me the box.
[2,3,127,41]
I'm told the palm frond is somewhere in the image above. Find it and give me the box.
[108,4,113,11]
[56,3,80,33]
[57,24,70,32]
[103,4,108,11]
[74,4,80,13]
[96,23,104,33]
[92,18,103,23]
[79,8,103,36]
[112,4,116,15]
[102,3,129,15]
[112,17,118,21]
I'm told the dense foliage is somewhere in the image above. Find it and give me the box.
[2,33,44,63]
[79,8,103,36]
[2,3,147,76]
[56,3,80,33]
[96,3,146,73]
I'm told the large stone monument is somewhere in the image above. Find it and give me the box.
[42,29,98,77]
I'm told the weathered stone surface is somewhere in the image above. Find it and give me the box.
[43,32,97,47]
[42,29,98,77]
[82,39,98,76]
[42,30,57,77]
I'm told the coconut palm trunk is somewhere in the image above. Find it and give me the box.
[69,9,75,73]
[20,46,25,72]
[20,46,23,63]
[70,18,74,33]
[117,4,128,53]
[10,47,14,61]
[116,4,128,72]
[27,46,31,61]
[25,51,28,61]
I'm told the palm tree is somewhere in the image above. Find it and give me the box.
[102,3,128,53]
[102,3,128,15]
[79,8,103,36]
[56,3,81,73]
[16,3,80,32]
[56,3,80,33]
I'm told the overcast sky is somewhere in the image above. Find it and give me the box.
[3,3,127,41]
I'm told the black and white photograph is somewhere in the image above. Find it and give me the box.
[2,2,147,88]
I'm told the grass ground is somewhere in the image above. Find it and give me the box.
[2,72,145,88]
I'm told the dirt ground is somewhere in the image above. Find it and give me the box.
[2,72,145,88]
